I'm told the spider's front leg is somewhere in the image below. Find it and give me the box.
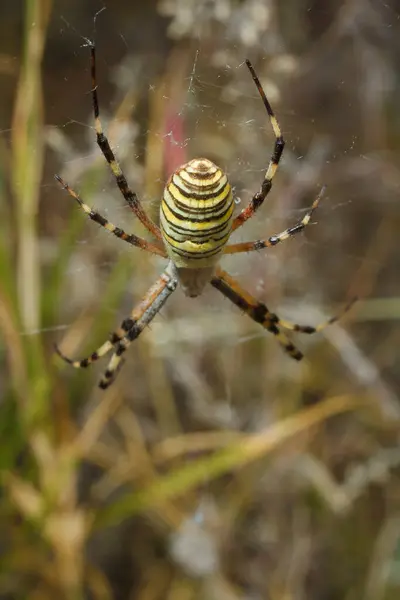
[86,40,161,239]
[54,175,166,257]
[232,59,285,232]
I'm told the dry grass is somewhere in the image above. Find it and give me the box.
[0,1,399,599]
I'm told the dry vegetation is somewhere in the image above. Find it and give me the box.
[0,0,399,598]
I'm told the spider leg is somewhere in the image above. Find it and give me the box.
[225,186,324,255]
[212,268,356,355]
[99,266,178,389]
[274,296,357,334]
[54,316,138,369]
[55,175,167,257]
[232,60,285,232]
[211,268,303,360]
[55,265,178,388]
[87,41,161,240]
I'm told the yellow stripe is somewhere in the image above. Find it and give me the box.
[163,187,233,221]
[161,198,233,233]
[179,168,222,187]
[109,158,123,178]
[184,158,217,172]
[163,186,232,217]
[167,180,232,210]
[172,172,227,195]
[162,228,231,254]
[72,340,114,368]
[270,115,281,139]
[265,162,278,181]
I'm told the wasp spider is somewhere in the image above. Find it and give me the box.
[55,42,355,389]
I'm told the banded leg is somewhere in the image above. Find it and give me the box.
[225,186,324,255]
[55,267,177,378]
[211,268,303,360]
[54,316,135,369]
[99,267,178,389]
[273,296,357,334]
[211,268,356,359]
[232,59,285,232]
[87,41,161,240]
[55,175,167,257]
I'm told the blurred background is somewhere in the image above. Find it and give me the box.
[0,0,399,598]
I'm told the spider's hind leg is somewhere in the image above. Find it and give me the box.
[98,267,178,389]
[211,268,356,361]
[273,296,357,335]
[56,267,178,388]
[54,316,137,369]
[211,268,304,361]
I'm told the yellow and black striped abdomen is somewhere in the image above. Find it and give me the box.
[160,158,233,269]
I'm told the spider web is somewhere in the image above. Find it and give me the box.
[3,6,400,596]
[8,0,399,351]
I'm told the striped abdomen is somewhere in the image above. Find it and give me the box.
[160,158,233,270]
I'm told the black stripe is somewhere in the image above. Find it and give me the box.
[80,357,92,368]
[96,133,116,164]
[161,196,233,223]
[161,198,233,226]
[171,247,224,260]
[99,370,113,389]
[252,181,272,209]
[90,211,108,227]
[90,45,100,120]
[178,168,218,181]
[109,333,123,344]
[211,278,280,335]
[162,225,229,247]
[161,206,231,238]
[176,177,227,192]
[169,179,229,201]
[166,225,230,243]
[116,324,143,355]
[172,190,231,214]
[272,138,284,165]
[121,317,135,331]
[163,187,233,220]
[166,191,232,217]
[211,278,249,311]
[165,222,230,242]
[168,240,227,259]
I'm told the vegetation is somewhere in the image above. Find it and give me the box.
[0,1,399,598]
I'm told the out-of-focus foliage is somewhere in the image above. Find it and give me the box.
[0,0,399,598]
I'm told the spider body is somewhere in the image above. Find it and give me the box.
[55,44,355,389]
[161,157,233,296]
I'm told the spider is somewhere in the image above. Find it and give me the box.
[55,41,355,389]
